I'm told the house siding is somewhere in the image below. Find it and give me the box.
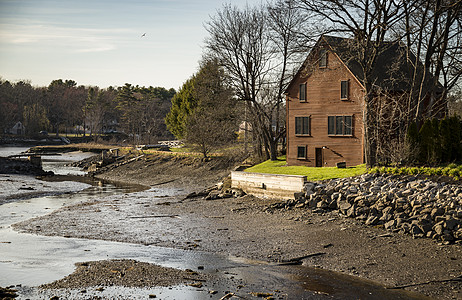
[286,51,365,167]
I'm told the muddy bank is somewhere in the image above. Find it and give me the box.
[0,174,91,205]
[41,259,207,289]
[93,153,241,191]
[11,153,462,299]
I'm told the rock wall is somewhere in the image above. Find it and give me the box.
[269,173,462,244]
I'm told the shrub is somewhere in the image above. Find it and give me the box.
[447,163,458,169]
[448,168,460,178]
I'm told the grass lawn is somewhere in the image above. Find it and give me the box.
[245,156,367,181]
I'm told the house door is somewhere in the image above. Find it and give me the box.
[315,148,323,167]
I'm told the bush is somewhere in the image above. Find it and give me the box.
[449,168,460,178]
[368,164,461,179]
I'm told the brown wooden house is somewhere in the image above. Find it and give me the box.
[285,35,444,167]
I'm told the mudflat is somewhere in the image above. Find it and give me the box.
[12,154,462,299]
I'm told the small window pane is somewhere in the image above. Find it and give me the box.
[328,115,353,136]
[302,117,310,135]
[319,49,327,68]
[299,83,306,101]
[295,116,310,135]
[344,116,352,135]
[295,117,302,134]
[328,116,335,135]
[297,146,306,159]
[341,81,349,99]
[336,116,343,135]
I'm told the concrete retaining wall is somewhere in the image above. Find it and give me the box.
[231,171,306,200]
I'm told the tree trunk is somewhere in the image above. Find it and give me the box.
[363,94,376,167]
[269,138,278,161]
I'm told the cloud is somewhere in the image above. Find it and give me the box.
[0,20,131,53]
[75,45,117,53]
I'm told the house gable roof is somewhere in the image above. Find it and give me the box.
[286,35,438,94]
[323,35,415,92]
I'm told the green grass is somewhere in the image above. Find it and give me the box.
[245,156,367,181]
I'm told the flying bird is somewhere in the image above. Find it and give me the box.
[141,33,146,37]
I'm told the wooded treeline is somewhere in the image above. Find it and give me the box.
[0,78,175,144]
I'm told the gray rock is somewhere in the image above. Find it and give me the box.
[380,213,393,222]
[444,218,459,230]
[338,201,352,214]
[456,210,462,219]
[346,205,356,218]
[316,200,328,209]
[384,220,396,230]
[294,192,305,200]
[401,189,414,197]
[331,192,342,202]
[418,221,433,234]
[304,183,316,196]
[410,224,423,236]
[328,199,337,209]
[434,223,444,235]
[434,215,446,223]
[453,229,462,240]
[442,231,454,242]
[400,222,411,233]
[365,216,379,226]
[295,203,305,208]
[205,191,220,200]
[348,186,358,194]
[370,186,382,194]
[395,217,406,227]
[431,207,445,220]
[346,194,358,203]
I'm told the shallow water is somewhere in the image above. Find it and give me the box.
[0,146,430,299]
[41,151,94,176]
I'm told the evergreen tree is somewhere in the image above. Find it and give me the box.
[165,77,197,139]
[185,59,238,158]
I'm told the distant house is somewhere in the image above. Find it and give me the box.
[285,35,444,167]
[238,121,252,139]
[9,121,25,135]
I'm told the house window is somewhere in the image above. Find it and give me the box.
[299,83,306,102]
[297,145,307,159]
[295,116,310,135]
[328,115,353,136]
[341,80,349,100]
[319,49,327,68]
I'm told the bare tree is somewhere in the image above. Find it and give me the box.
[205,0,307,160]
[401,0,462,121]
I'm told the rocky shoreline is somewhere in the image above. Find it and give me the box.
[265,173,462,245]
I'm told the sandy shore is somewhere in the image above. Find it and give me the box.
[11,154,462,299]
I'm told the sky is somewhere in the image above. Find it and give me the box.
[0,0,261,90]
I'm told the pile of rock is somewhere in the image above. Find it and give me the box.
[0,157,53,176]
[271,173,462,244]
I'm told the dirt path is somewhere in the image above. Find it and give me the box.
[12,154,462,299]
